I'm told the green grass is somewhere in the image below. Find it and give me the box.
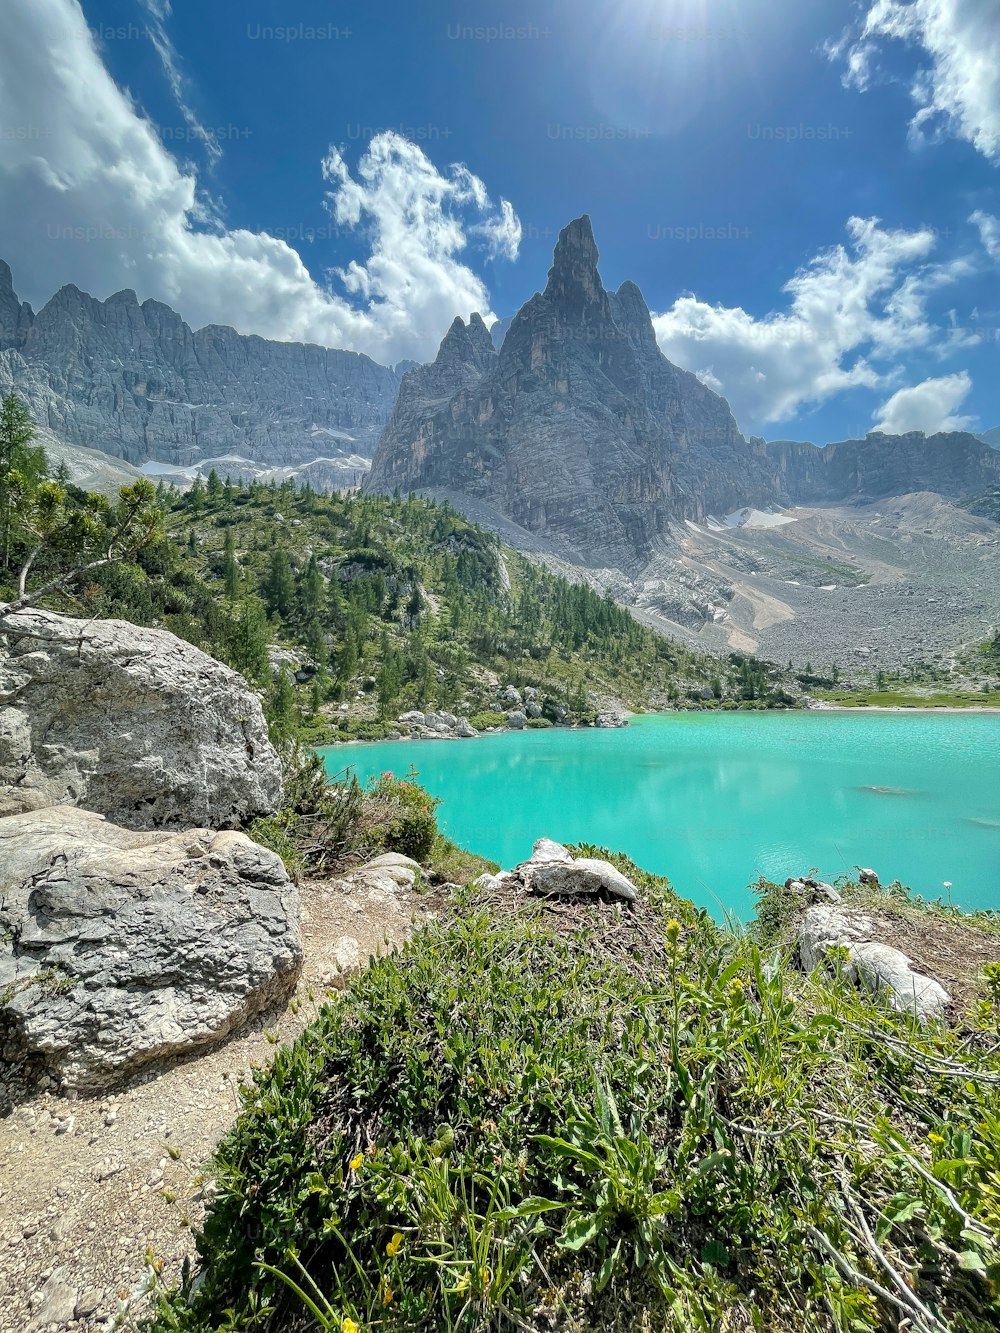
[145,861,1000,1333]
[815,688,1000,709]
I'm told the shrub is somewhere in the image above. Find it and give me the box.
[526,716,552,728]
[368,767,440,862]
[147,870,1000,1333]
[468,710,507,731]
[248,745,365,879]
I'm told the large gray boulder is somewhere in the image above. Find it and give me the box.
[798,904,949,1023]
[0,608,282,829]
[0,806,301,1093]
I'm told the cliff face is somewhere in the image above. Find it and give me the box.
[765,433,1000,503]
[0,262,401,474]
[365,216,782,570]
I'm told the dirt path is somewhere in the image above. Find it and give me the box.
[0,871,435,1333]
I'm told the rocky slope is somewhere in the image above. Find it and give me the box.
[365,216,780,572]
[0,259,401,482]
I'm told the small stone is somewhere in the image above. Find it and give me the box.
[26,1266,78,1330]
[75,1289,103,1319]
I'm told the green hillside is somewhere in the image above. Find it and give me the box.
[78,477,795,741]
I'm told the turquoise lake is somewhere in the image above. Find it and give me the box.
[321,712,1000,919]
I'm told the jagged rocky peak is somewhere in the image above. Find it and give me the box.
[365,215,772,568]
[609,279,659,352]
[0,260,34,350]
[543,214,606,316]
[437,312,497,369]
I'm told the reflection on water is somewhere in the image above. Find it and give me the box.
[325,712,1000,919]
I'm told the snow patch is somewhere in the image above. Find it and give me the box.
[722,507,797,530]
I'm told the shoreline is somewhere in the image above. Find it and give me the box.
[810,704,1000,714]
[320,704,1000,747]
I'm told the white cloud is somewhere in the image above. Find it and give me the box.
[970,209,1000,260]
[651,216,967,429]
[873,370,974,433]
[137,0,220,165]
[0,0,519,365]
[829,1,1000,162]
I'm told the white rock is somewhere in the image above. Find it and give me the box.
[363,853,423,872]
[798,904,949,1022]
[526,857,638,902]
[529,838,573,864]
[507,710,527,729]
[26,1266,78,1331]
[319,935,363,989]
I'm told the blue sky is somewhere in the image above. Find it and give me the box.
[1,0,998,441]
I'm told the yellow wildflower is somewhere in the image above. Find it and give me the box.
[382,1284,394,1306]
[928,1131,944,1144]
[342,1319,359,1333]
[386,1230,404,1258]
[729,977,745,994]
[666,919,681,945]
[349,1152,364,1172]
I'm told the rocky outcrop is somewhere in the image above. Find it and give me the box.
[480,837,639,902]
[395,709,478,739]
[0,259,401,474]
[0,608,281,829]
[765,432,1000,504]
[365,216,781,572]
[797,903,949,1022]
[0,807,301,1093]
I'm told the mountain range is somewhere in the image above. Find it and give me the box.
[365,217,1000,570]
[2,223,999,667]
[0,259,401,489]
[357,218,1000,668]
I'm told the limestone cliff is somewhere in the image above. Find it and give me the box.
[764,431,1000,502]
[0,261,401,477]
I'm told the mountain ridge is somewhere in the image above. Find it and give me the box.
[0,260,402,484]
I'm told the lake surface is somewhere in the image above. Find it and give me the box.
[320,712,1000,920]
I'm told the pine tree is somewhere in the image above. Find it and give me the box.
[222,527,239,599]
[268,667,298,742]
[264,548,295,619]
[206,469,223,502]
[301,553,324,617]
[228,598,271,682]
[304,615,327,668]
[0,393,45,572]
